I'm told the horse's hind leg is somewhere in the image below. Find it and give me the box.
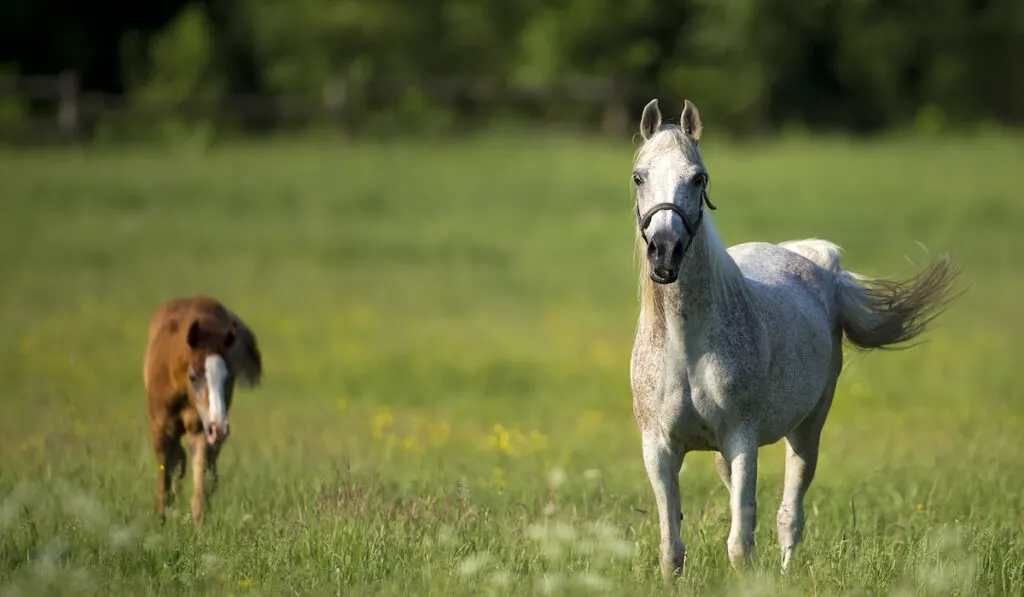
[777,418,827,570]
[778,356,840,571]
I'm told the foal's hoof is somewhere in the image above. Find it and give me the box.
[191,500,204,527]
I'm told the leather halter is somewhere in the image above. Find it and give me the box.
[636,187,717,252]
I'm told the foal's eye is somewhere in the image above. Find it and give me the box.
[632,172,644,186]
[188,371,201,384]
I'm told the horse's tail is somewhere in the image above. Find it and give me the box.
[780,239,962,350]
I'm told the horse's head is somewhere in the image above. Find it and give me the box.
[633,98,714,284]
[184,318,237,445]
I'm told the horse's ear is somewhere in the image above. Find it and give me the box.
[224,320,237,349]
[640,98,662,141]
[681,99,702,141]
[186,320,201,349]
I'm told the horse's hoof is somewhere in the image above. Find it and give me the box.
[781,547,795,572]
[727,536,756,571]
[660,544,687,582]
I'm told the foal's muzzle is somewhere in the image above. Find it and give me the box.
[647,231,684,284]
[206,422,230,445]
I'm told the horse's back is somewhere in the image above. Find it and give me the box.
[728,241,838,324]
[148,296,228,341]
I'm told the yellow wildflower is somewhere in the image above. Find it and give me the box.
[372,410,394,440]
[403,434,422,453]
[492,467,507,491]
[494,424,512,454]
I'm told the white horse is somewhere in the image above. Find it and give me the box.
[628,98,959,579]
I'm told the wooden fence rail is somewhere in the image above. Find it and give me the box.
[0,71,645,143]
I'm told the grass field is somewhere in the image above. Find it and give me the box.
[1,131,1023,596]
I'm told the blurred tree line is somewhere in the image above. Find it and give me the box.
[0,0,1021,137]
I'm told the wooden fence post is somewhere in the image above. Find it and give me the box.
[323,75,348,133]
[600,81,628,137]
[57,70,79,139]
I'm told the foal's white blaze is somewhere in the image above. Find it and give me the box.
[204,354,229,438]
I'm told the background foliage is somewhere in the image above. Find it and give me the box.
[1,0,1022,136]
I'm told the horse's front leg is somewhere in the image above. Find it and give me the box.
[187,433,208,526]
[206,442,221,496]
[152,429,172,518]
[724,430,758,570]
[169,440,187,497]
[641,434,686,581]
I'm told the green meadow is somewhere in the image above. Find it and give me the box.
[1,131,1022,596]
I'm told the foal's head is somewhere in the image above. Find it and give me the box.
[633,99,713,284]
[184,319,237,445]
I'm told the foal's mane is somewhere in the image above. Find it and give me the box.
[632,126,737,317]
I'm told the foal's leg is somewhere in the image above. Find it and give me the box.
[206,443,220,490]
[778,378,837,571]
[187,433,208,526]
[152,423,178,518]
[724,430,759,570]
[169,441,187,497]
[205,442,222,509]
[642,434,686,581]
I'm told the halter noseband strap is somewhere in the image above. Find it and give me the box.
[636,188,717,249]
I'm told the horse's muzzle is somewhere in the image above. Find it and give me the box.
[647,232,683,284]
[206,422,230,445]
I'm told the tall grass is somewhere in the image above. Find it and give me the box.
[1,132,1022,595]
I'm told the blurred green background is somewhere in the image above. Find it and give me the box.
[0,0,1022,140]
[1,2,1023,596]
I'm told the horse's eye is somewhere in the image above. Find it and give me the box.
[632,172,644,186]
[692,172,708,187]
[188,371,201,385]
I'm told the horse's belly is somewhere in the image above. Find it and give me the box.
[753,351,835,446]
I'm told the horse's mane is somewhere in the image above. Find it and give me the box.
[227,313,263,388]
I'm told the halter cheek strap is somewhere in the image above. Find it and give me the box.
[636,188,717,250]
